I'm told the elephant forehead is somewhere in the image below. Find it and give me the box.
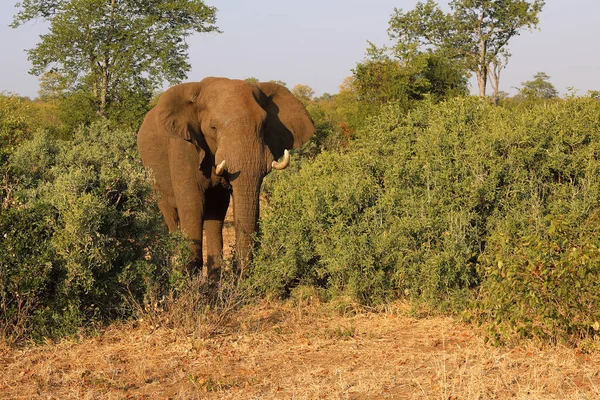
[210,86,266,114]
[222,113,266,128]
[211,106,267,128]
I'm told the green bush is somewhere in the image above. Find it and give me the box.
[254,96,600,344]
[0,202,58,340]
[0,95,32,202]
[476,99,600,344]
[479,214,600,345]
[254,98,488,308]
[1,121,183,341]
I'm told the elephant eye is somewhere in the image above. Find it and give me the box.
[210,126,217,133]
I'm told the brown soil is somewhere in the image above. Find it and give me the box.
[1,302,600,399]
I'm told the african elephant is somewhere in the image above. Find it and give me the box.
[137,77,315,281]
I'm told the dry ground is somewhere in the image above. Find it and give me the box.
[2,301,600,400]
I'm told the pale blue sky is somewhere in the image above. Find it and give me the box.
[0,1,598,98]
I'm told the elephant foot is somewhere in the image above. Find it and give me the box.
[206,267,221,285]
[185,257,203,276]
[205,254,223,287]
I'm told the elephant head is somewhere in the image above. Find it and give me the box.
[138,77,314,278]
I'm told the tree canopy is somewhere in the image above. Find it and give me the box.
[11,0,219,117]
[352,45,468,112]
[388,0,545,100]
[516,71,559,100]
[291,84,315,106]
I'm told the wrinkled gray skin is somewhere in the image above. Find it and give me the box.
[137,77,315,281]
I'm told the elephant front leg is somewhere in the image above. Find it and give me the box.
[157,195,179,233]
[204,187,231,284]
[169,138,206,276]
[177,201,204,276]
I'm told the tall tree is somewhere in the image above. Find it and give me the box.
[291,84,315,106]
[12,0,219,116]
[38,71,68,102]
[587,90,600,101]
[388,0,544,100]
[352,44,468,110]
[516,72,558,100]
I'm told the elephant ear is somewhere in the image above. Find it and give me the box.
[155,82,203,141]
[256,82,315,159]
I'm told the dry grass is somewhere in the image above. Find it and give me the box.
[2,300,600,399]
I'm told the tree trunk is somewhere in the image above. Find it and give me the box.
[489,65,501,105]
[99,60,109,116]
[477,13,488,99]
[477,69,487,98]
[477,39,488,98]
[97,0,116,117]
[488,55,505,106]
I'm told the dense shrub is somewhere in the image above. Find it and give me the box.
[0,202,58,340]
[254,97,600,343]
[0,95,31,182]
[1,121,183,341]
[479,214,600,344]
[254,98,489,307]
[476,99,600,344]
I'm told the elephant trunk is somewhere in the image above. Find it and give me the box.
[231,177,262,275]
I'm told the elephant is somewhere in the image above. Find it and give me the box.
[137,77,315,282]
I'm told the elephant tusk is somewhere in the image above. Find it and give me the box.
[215,160,227,175]
[271,149,290,170]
